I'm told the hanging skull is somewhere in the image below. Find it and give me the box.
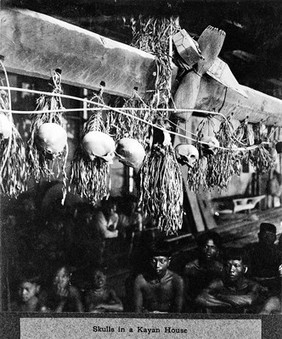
[0,112,12,140]
[82,130,115,163]
[201,136,220,155]
[175,144,199,167]
[115,138,146,171]
[36,123,67,159]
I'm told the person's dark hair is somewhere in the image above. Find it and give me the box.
[196,231,222,250]
[74,203,94,219]
[91,268,106,281]
[148,240,172,258]
[224,247,248,266]
[18,269,41,286]
[54,264,72,277]
[259,222,276,234]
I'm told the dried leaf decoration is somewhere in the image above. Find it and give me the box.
[70,87,114,205]
[248,122,276,173]
[0,88,28,198]
[109,91,153,148]
[205,117,242,190]
[27,69,68,201]
[139,143,183,235]
[132,17,183,234]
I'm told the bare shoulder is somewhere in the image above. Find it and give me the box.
[184,259,199,274]
[184,259,199,270]
[69,285,81,297]
[134,274,147,287]
[206,278,224,290]
[169,270,183,284]
[243,277,260,291]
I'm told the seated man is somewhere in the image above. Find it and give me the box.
[259,264,282,314]
[133,241,184,313]
[183,231,224,312]
[246,222,282,296]
[85,269,123,313]
[195,247,264,313]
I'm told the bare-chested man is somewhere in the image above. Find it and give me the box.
[183,231,223,312]
[195,247,264,313]
[133,242,184,313]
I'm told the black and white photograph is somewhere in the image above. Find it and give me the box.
[0,0,282,338]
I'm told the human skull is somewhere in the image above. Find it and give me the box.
[115,138,146,171]
[175,144,199,167]
[82,130,115,163]
[201,136,220,155]
[36,123,67,158]
[0,112,12,140]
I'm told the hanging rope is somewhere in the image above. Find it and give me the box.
[0,85,268,152]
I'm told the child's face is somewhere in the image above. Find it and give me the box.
[225,259,245,282]
[150,256,170,276]
[18,282,38,303]
[54,267,70,289]
[93,271,106,289]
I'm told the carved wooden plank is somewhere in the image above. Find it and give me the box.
[0,8,156,97]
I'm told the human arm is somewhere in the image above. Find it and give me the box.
[216,282,259,308]
[96,212,118,238]
[90,290,123,312]
[108,213,119,230]
[195,280,232,309]
[172,275,184,312]
[70,286,84,312]
[54,286,84,313]
[103,229,118,238]
[259,296,281,314]
[133,275,144,313]
[53,287,69,313]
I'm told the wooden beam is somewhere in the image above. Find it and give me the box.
[195,75,282,126]
[2,8,282,126]
[0,8,157,97]
[173,70,282,126]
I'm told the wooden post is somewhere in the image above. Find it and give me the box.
[0,198,3,312]
[182,176,205,233]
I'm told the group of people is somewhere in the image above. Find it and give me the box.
[126,223,281,314]
[10,221,282,314]
[6,191,142,284]
[11,265,123,313]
